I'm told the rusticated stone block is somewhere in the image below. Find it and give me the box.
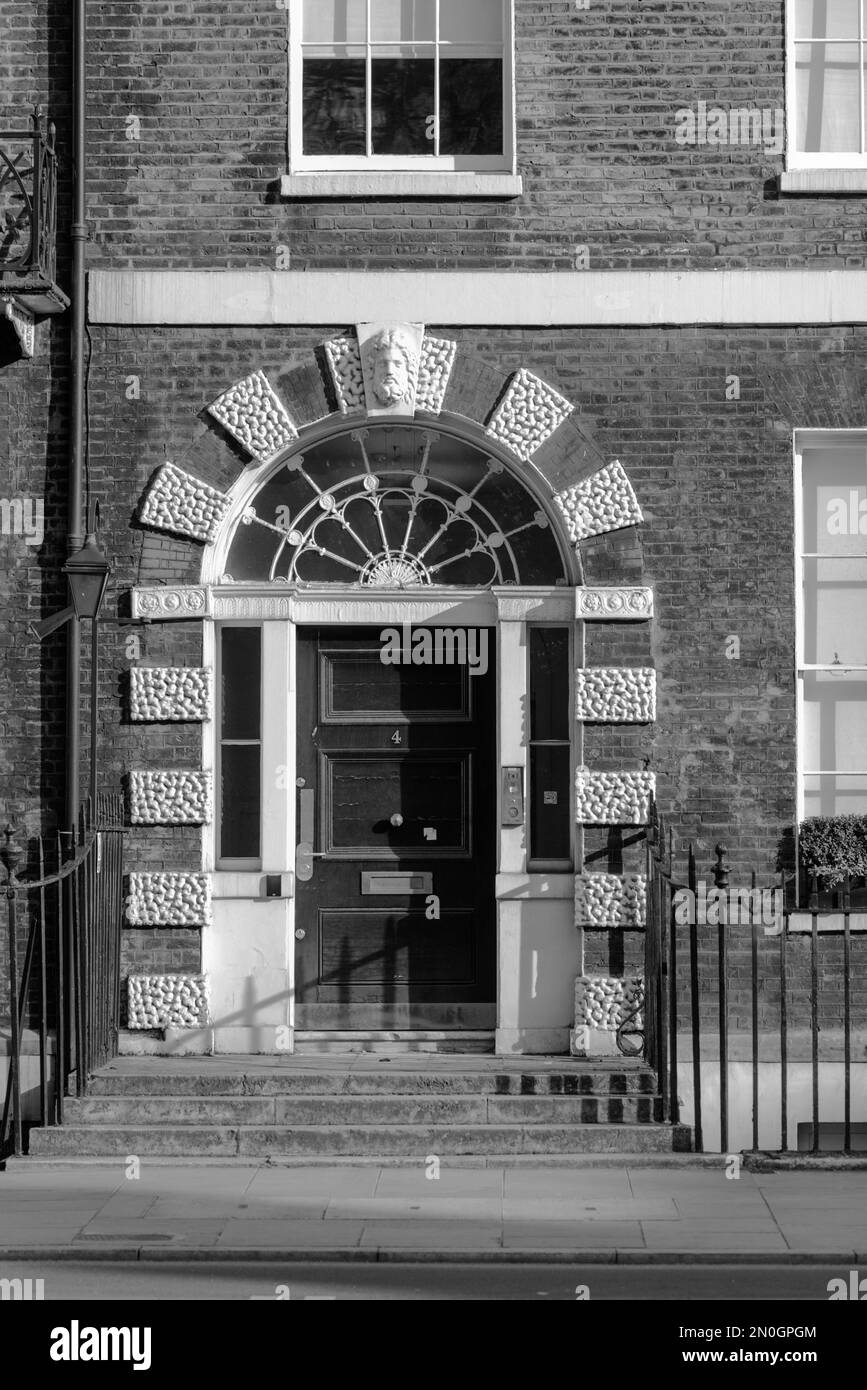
[130,667,212,721]
[208,370,298,460]
[125,872,211,926]
[555,461,643,542]
[139,463,229,543]
[574,975,644,1032]
[485,368,574,461]
[128,771,212,825]
[575,873,647,928]
[575,668,656,722]
[575,770,656,824]
[127,973,209,1029]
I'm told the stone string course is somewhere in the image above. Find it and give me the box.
[575,668,656,722]
[139,463,230,543]
[576,587,654,620]
[208,370,298,460]
[325,335,365,413]
[574,975,644,1032]
[127,973,209,1029]
[416,335,458,414]
[575,770,656,824]
[486,368,574,462]
[125,873,212,926]
[575,873,647,928]
[555,461,643,543]
[130,667,212,721]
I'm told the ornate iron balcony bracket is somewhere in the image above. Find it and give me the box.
[0,106,69,357]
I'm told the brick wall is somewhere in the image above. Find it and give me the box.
[4,1,866,274]
[78,317,867,884]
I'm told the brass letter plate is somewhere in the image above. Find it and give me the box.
[361,871,433,896]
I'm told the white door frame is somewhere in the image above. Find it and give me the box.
[202,584,577,1053]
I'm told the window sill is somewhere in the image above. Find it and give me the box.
[280,171,523,199]
[779,169,867,194]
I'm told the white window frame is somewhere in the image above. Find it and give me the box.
[786,0,867,170]
[286,0,517,179]
[795,430,867,823]
[215,621,264,872]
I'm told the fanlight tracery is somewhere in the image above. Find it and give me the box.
[223,424,570,588]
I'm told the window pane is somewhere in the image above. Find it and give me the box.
[439,0,503,42]
[795,43,860,151]
[803,671,867,769]
[221,628,261,739]
[803,773,867,817]
[439,58,503,154]
[220,746,261,858]
[224,425,570,588]
[371,57,434,153]
[803,558,867,665]
[303,56,367,154]
[530,747,571,861]
[303,0,366,43]
[802,445,867,553]
[530,628,570,741]
[795,0,860,39]
[370,0,435,42]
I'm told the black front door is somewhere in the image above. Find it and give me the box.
[295,626,496,1031]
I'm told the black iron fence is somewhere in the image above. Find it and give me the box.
[643,804,865,1155]
[0,106,58,283]
[1,795,124,1160]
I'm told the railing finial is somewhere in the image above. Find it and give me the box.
[713,843,730,890]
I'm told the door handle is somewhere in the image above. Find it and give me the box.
[295,841,326,883]
[296,788,326,882]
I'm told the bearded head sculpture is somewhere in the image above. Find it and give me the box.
[364,327,418,408]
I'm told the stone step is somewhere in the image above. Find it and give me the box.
[28,1123,691,1159]
[61,1093,664,1126]
[85,1069,658,1098]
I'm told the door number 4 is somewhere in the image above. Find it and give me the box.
[391,730,402,744]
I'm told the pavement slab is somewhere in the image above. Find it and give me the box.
[1,1160,866,1261]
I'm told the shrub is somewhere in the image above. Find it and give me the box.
[799,815,867,887]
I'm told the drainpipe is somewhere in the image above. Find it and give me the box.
[65,0,87,829]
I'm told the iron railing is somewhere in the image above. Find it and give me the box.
[641,803,865,1155]
[1,794,124,1160]
[0,106,58,283]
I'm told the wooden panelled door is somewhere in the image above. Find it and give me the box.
[294,626,496,1031]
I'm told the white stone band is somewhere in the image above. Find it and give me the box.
[127,973,209,1029]
[575,770,656,824]
[128,771,212,825]
[208,370,298,461]
[555,460,643,543]
[485,368,574,462]
[130,667,212,721]
[139,463,230,543]
[576,587,654,620]
[575,873,647,928]
[126,872,212,926]
[575,668,656,723]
